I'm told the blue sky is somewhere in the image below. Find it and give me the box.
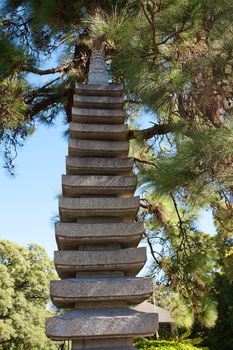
[0,117,67,257]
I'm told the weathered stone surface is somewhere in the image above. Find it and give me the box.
[66,157,134,176]
[50,277,153,308]
[46,308,158,340]
[59,196,140,222]
[55,222,144,250]
[88,47,109,85]
[74,95,124,109]
[47,63,158,348]
[54,247,146,278]
[62,175,137,198]
[69,139,129,158]
[69,123,128,141]
[72,107,126,124]
[75,83,123,97]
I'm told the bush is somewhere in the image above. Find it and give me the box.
[134,339,208,350]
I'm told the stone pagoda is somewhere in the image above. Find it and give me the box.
[46,43,158,350]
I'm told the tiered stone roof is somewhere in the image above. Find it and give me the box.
[46,47,158,350]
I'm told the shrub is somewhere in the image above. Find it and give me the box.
[134,339,208,350]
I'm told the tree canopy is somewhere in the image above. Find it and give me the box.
[0,240,57,350]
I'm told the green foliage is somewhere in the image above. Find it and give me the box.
[89,0,233,182]
[141,122,233,202]
[223,247,233,282]
[135,339,208,350]
[0,240,57,350]
[0,79,28,127]
[203,273,233,350]
[90,0,233,122]
[0,78,35,174]
[140,190,218,328]
[0,33,32,77]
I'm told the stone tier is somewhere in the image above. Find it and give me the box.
[50,276,153,308]
[69,123,128,141]
[46,308,157,341]
[73,95,124,109]
[55,222,144,250]
[59,197,140,222]
[54,247,146,278]
[68,139,129,158]
[66,157,134,176]
[72,107,126,124]
[62,175,137,198]
[75,83,123,96]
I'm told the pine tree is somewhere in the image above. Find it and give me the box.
[88,0,233,332]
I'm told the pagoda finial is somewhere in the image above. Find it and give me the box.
[88,38,109,85]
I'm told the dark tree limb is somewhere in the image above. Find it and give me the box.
[25,78,62,105]
[128,122,180,140]
[140,199,168,225]
[143,231,163,268]
[22,62,71,75]
[134,157,156,167]
[25,93,64,120]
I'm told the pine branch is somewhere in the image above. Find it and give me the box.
[25,78,61,105]
[134,157,156,167]
[128,122,179,140]
[26,93,63,119]
[140,199,168,225]
[22,63,71,75]
[141,1,159,57]
[143,231,163,268]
